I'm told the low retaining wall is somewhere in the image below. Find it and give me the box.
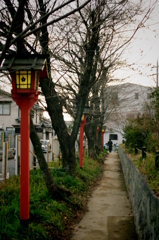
[118,146,159,240]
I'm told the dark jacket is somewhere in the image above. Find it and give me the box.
[108,139,113,152]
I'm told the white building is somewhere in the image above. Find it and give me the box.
[0,89,19,131]
[104,83,154,146]
[0,89,53,148]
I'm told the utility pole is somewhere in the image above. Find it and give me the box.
[156,59,158,88]
[152,60,158,87]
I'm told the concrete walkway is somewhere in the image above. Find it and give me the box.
[71,152,138,240]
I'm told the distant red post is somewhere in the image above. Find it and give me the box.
[96,126,100,139]
[80,114,86,168]
[102,129,105,150]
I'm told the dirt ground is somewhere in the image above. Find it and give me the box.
[71,152,138,240]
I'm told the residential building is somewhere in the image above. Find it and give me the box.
[0,89,19,131]
[0,89,53,148]
[104,83,154,146]
[0,89,19,149]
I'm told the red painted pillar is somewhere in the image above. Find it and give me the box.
[96,126,99,139]
[102,130,105,150]
[20,98,30,221]
[80,124,83,168]
[80,114,86,169]
[12,93,38,222]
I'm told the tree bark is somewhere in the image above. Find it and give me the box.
[39,78,77,175]
[30,117,71,199]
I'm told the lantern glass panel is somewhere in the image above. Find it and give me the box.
[81,114,84,121]
[16,70,31,89]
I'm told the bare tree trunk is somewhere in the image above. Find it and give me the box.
[39,78,77,175]
[84,115,97,159]
[88,138,97,159]
[30,117,71,199]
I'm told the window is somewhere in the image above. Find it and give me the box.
[0,102,10,115]
[6,127,15,132]
[135,93,139,99]
[109,134,118,140]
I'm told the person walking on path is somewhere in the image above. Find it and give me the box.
[108,138,113,152]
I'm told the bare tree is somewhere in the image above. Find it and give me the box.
[0,0,92,198]
[0,1,157,189]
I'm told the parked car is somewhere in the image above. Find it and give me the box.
[40,139,51,153]
[41,144,47,153]
[10,147,16,155]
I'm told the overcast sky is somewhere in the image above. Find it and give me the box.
[114,0,159,87]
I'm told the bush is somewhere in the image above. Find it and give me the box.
[123,120,147,149]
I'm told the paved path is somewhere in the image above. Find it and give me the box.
[71,152,138,240]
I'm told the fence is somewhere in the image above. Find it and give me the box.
[0,136,62,180]
[0,142,10,181]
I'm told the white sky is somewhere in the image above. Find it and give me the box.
[1,1,159,121]
[114,0,159,87]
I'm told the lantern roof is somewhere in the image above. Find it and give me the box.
[0,54,48,71]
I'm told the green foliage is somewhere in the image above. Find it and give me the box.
[145,133,159,153]
[123,88,159,153]
[123,120,146,149]
[150,87,159,120]
[121,144,159,193]
[130,153,159,193]
[96,149,108,162]
[0,154,104,239]
[47,159,61,168]
[52,168,84,193]
[77,156,101,185]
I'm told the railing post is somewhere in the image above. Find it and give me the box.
[155,150,159,169]
[135,144,138,154]
[142,146,146,159]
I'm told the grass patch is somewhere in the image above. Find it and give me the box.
[47,159,61,169]
[0,154,104,239]
[97,149,108,161]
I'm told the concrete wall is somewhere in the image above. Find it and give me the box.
[118,146,159,240]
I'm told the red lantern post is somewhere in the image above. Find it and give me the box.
[96,126,100,139]
[102,129,105,150]
[0,55,48,222]
[12,92,38,221]
[80,114,86,169]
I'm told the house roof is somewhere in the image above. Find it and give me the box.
[0,89,11,97]
[0,89,12,102]
[0,54,47,71]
